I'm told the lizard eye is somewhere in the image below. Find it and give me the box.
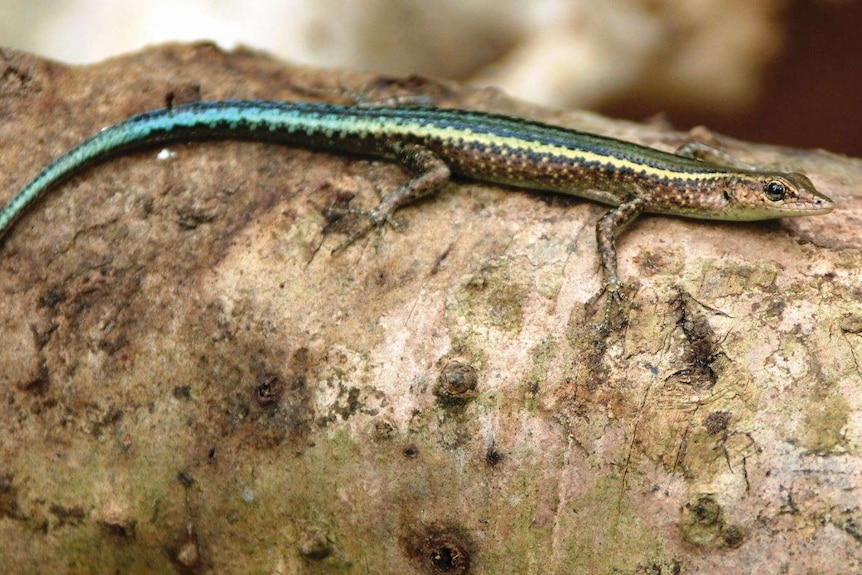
[764,181,786,201]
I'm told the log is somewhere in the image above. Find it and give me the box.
[0,43,859,574]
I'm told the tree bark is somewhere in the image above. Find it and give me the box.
[0,44,859,574]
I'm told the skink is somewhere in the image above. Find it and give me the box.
[0,100,834,310]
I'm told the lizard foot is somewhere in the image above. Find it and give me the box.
[585,280,632,337]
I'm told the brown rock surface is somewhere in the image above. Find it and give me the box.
[0,43,860,574]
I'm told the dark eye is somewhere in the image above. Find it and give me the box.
[764,181,786,201]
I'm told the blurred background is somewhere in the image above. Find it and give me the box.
[0,0,858,155]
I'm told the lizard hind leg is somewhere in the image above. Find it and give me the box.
[287,80,435,108]
[331,141,451,254]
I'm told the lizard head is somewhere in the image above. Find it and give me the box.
[721,172,834,221]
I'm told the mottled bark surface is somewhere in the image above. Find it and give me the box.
[0,44,859,574]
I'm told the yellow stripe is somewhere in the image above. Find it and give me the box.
[302,115,733,183]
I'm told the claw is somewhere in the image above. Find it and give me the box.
[314,140,449,257]
[328,203,399,255]
[586,280,630,336]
